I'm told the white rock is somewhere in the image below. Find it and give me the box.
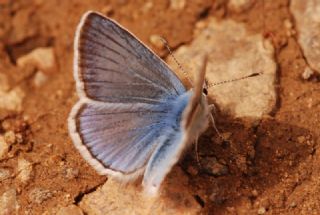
[167,18,277,118]
[291,0,320,74]
[17,47,56,74]
[17,158,33,184]
[0,135,8,160]
[79,168,201,215]
[0,189,19,215]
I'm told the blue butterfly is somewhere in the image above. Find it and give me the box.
[68,11,211,195]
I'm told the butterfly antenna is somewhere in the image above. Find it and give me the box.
[159,37,193,86]
[207,72,263,88]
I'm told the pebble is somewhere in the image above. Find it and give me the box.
[289,202,297,208]
[149,35,165,50]
[33,71,48,87]
[0,168,11,181]
[301,66,314,80]
[65,167,79,180]
[187,165,198,176]
[202,157,228,176]
[170,0,186,10]
[4,131,16,145]
[258,207,266,214]
[0,135,8,159]
[28,188,53,204]
[17,47,56,74]
[297,135,306,144]
[0,189,19,214]
[0,87,25,112]
[17,158,33,184]
[251,189,259,197]
[228,0,254,13]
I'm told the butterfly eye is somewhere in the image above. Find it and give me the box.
[202,88,208,95]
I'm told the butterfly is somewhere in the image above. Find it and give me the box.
[68,11,211,195]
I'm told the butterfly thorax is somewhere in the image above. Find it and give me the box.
[181,90,210,144]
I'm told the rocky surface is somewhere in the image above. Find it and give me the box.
[167,18,277,118]
[0,189,19,215]
[290,0,320,74]
[80,168,201,215]
[0,1,320,214]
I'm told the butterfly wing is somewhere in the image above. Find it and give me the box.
[74,11,185,103]
[69,11,187,181]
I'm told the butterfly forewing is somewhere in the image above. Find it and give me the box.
[75,12,185,103]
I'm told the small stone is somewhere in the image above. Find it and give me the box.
[149,35,165,50]
[221,132,232,140]
[4,131,16,145]
[57,205,84,215]
[170,0,186,10]
[289,202,297,208]
[33,71,48,87]
[251,189,259,197]
[17,47,56,74]
[0,87,25,112]
[203,157,228,176]
[228,0,254,13]
[0,135,8,159]
[0,168,11,181]
[302,66,314,80]
[258,207,266,214]
[187,165,198,176]
[29,188,53,204]
[0,189,19,214]
[297,136,306,144]
[17,158,33,184]
[65,167,79,179]
[283,19,293,29]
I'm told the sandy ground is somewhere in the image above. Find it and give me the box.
[1,0,320,214]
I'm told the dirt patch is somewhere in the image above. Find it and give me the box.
[0,0,320,214]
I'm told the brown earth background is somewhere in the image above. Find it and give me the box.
[1,0,320,214]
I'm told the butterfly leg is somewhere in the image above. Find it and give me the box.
[194,135,201,167]
[209,104,221,136]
